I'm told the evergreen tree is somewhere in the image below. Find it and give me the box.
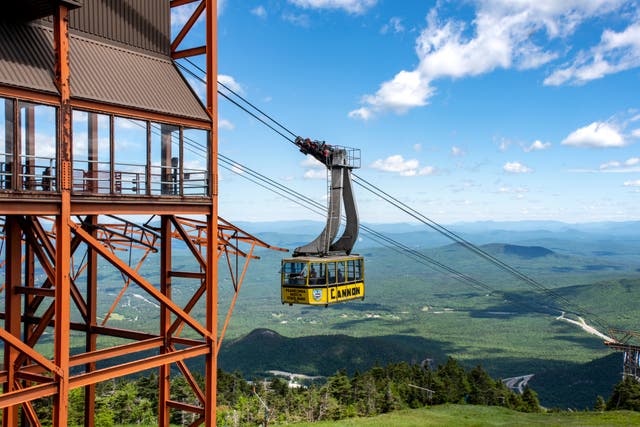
[521,386,541,413]
[606,376,640,411]
[467,365,498,405]
[594,395,606,412]
[434,357,470,404]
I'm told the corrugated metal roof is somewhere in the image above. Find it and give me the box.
[0,22,58,94]
[69,32,209,122]
[68,0,171,56]
[0,22,209,123]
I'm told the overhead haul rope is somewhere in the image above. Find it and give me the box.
[176,59,611,329]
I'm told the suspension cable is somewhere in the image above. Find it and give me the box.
[175,59,611,328]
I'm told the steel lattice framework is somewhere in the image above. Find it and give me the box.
[0,1,286,425]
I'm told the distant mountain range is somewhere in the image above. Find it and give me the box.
[240,220,640,254]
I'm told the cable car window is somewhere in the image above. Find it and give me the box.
[336,261,346,284]
[283,261,307,286]
[350,259,362,281]
[327,262,336,284]
[309,262,324,284]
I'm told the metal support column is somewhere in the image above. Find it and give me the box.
[159,215,172,426]
[205,0,219,424]
[3,216,21,427]
[53,4,72,425]
[84,215,98,427]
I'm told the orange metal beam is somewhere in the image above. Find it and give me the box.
[69,221,213,339]
[3,216,21,426]
[69,200,212,215]
[173,46,207,59]
[159,215,172,426]
[205,1,219,425]
[217,243,256,354]
[71,99,211,129]
[69,337,165,368]
[53,5,73,425]
[0,383,58,410]
[171,0,201,7]
[166,400,204,415]
[171,0,205,53]
[0,85,60,106]
[0,328,62,376]
[69,345,209,389]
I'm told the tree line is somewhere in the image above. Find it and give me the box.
[25,357,640,426]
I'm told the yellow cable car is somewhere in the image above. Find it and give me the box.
[281,255,364,306]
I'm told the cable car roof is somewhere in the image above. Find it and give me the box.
[282,255,362,262]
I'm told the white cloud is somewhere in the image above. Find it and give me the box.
[349,70,434,119]
[601,157,640,171]
[381,17,405,34]
[218,75,243,94]
[600,160,621,170]
[545,21,640,86]
[251,6,267,18]
[219,119,234,130]
[282,12,310,27]
[349,1,629,119]
[503,161,532,173]
[633,129,640,138]
[301,155,325,179]
[303,169,326,179]
[451,146,465,157]
[561,122,626,148]
[288,0,376,14]
[413,143,422,152]
[497,186,529,194]
[171,0,225,29]
[301,155,324,168]
[524,140,551,152]
[624,180,640,187]
[370,154,434,176]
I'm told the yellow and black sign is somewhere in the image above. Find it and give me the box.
[282,282,365,306]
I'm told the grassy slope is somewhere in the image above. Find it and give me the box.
[290,405,640,427]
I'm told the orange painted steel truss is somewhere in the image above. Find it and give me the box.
[0,214,285,425]
[0,0,251,425]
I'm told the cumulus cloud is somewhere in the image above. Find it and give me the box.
[524,140,551,152]
[349,71,434,119]
[451,146,465,157]
[288,0,377,14]
[349,0,630,120]
[218,75,244,95]
[301,155,325,179]
[251,5,267,18]
[381,17,405,34]
[370,154,434,176]
[600,160,621,170]
[600,157,640,171]
[503,161,532,173]
[219,119,234,130]
[282,12,310,27]
[562,122,626,148]
[303,169,326,179]
[545,21,640,86]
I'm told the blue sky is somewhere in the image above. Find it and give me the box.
[173,0,640,224]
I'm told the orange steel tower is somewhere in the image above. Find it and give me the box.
[0,1,277,425]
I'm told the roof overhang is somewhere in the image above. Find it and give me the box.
[4,0,82,22]
[0,22,210,124]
